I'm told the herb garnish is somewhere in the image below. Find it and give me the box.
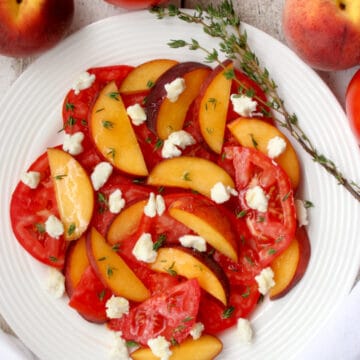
[152,1,360,202]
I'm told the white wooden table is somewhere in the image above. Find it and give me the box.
[0,0,359,339]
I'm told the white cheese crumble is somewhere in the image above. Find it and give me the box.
[91,162,113,191]
[165,77,186,102]
[72,71,96,95]
[45,215,64,239]
[179,235,206,252]
[190,322,205,340]
[109,332,130,360]
[230,94,257,117]
[106,295,130,319]
[132,233,157,263]
[109,189,126,214]
[62,131,85,156]
[255,267,275,295]
[148,336,172,360]
[45,267,65,299]
[210,181,238,204]
[161,130,196,159]
[236,318,253,344]
[267,136,287,159]
[144,192,166,217]
[126,103,147,126]
[245,185,269,212]
[295,199,309,227]
[21,171,40,189]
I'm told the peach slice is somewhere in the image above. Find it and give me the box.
[227,117,301,188]
[131,334,223,360]
[119,59,178,93]
[47,148,94,241]
[147,156,235,198]
[87,227,150,302]
[195,60,233,154]
[107,199,147,246]
[64,235,89,297]
[146,62,211,139]
[150,247,229,305]
[90,81,148,176]
[168,195,238,262]
[270,226,311,299]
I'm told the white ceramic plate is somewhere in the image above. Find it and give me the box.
[0,10,360,360]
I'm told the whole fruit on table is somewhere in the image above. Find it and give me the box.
[0,0,74,57]
[346,68,360,144]
[282,0,360,71]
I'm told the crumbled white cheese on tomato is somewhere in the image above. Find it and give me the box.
[109,189,126,214]
[62,131,85,156]
[144,192,165,217]
[165,77,186,102]
[45,267,65,299]
[148,336,172,360]
[295,199,309,227]
[21,171,40,189]
[72,71,96,95]
[91,162,113,191]
[267,136,287,159]
[106,295,130,319]
[236,318,253,344]
[45,215,64,239]
[255,267,275,295]
[190,322,205,340]
[126,103,147,126]
[210,182,238,204]
[161,130,196,159]
[245,185,269,212]
[179,235,206,252]
[109,332,130,360]
[230,94,257,117]
[132,233,157,263]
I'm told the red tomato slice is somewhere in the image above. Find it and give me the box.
[10,151,66,268]
[198,281,260,334]
[68,266,112,323]
[108,279,201,346]
[225,146,296,266]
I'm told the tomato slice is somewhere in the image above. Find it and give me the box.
[68,266,112,323]
[10,151,66,268]
[198,281,260,334]
[108,279,201,346]
[225,146,296,266]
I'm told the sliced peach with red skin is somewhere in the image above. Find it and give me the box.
[119,59,178,93]
[147,156,235,199]
[150,246,230,305]
[47,148,94,241]
[131,334,223,360]
[194,59,233,154]
[146,61,211,139]
[227,117,301,189]
[168,195,238,262]
[64,235,89,297]
[107,199,147,246]
[87,227,150,302]
[90,81,148,176]
[270,226,311,299]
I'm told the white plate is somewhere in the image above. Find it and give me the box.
[0,10,360,360]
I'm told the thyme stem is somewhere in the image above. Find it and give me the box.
[151,1,360,202]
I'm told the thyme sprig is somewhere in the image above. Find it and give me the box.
[151,1,360,202]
